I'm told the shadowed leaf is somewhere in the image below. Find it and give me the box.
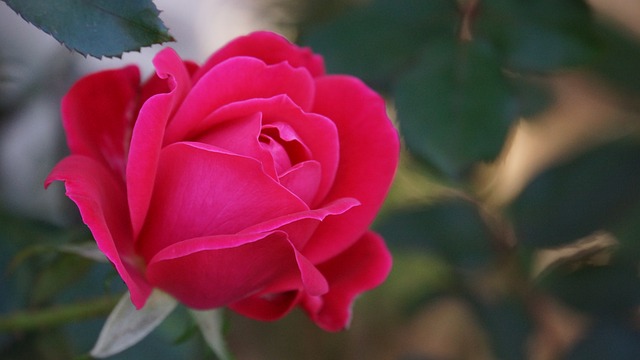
[509,140,640,248]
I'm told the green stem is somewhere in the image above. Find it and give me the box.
[0,295,120,332]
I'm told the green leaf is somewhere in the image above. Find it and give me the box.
[610,200,640,260]
[471,296,532,360]
[302,0,457,89]
[508,140,640,248]
[90,290,177,358]
[31,253,93,306]
[507,75,554,119]
[566,320,640,360]
[395,37,516,179]
[538,257,640,317]
[2,0,174,58]
[590,22,640,95]
[476,0,597,72]
[376,198,496,269]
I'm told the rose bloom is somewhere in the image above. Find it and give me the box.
[46,32,398,331]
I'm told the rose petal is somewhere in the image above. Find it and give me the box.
[186,96,339,206]
[228,245,331,321]
[279,161,321,205]
[194,31,325,82]
[146,231,327,309]
[302,231,392,331]
[304,76,399,263]
[262,121,312,166]
[136,142,308,261]
[139,60,199,109]
[45,155,151,308]
[126,48,194,239]
[165,57,316,143]
[195,112,278,179]
[61,66,140,179]
[229,291,302,321]
[240,197,359,249]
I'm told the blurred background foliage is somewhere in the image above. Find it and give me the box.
[2,0,640,359]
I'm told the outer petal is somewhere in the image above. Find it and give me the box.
[136,142,308,261]
[126,48,193,239]
[165,57,316,143]
[226,200,361,320]
[240,197,359,249]
[61,66,140,179]
[301,231,392,331]
[229,291,302,321]
[304,76,399,263]
[193,31,325,82]
[45,156,152,308]
[146,231,327,309]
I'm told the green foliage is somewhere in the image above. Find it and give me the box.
[2,0,173,57]
[305,0,640,358]
[377,198,496,269]
[509,140,640,247]
[539,257,640,318]
[476,0,597,72]
[395,38,515,179]
[30,254,93,306]
[472,296,532,360]
[303,0,457,89]
[566,320,640,359]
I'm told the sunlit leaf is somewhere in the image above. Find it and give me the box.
[2,0,174,58]
[90,290,177,358]
[190,309,231,360]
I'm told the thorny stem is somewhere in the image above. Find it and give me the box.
[0,295,119,332]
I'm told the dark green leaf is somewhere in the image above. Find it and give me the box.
[610,201,640,262]
[302,0,457,89]
[376,198,496,269]
[566,320,640,360]
[509,140,640,248]
[31,254,93,306]
[477,0,597,72]
[590,22,640,96]
[471,297,532,360]
[395,37,516,179]
[538,256,640,317]
[506,75,554,118]
[2,0,174,58]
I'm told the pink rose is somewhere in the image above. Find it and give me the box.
[46,31,398,331]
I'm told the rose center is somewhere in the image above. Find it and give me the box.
[259,123,311,175]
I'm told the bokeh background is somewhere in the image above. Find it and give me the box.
[2,0,640,359]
